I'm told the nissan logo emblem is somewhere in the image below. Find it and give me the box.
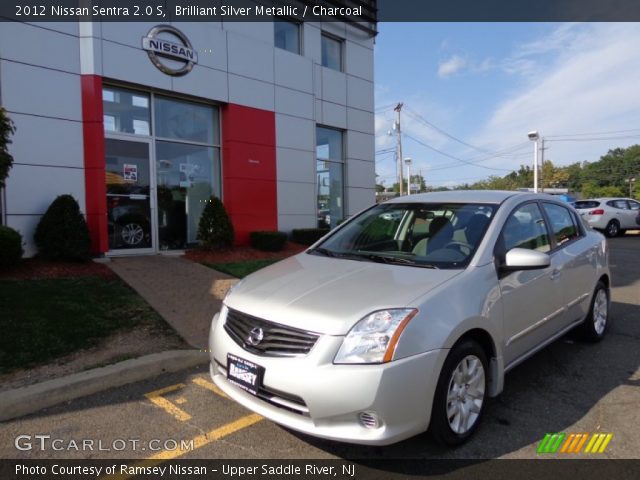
[246,327,264,346]
[142,25,198,76]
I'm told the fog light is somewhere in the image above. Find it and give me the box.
[358,411,382,429]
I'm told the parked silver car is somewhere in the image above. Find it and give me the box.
[574,197,640,237]
[208,191,611,446]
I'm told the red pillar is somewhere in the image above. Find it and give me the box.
[221,104,278,245]
[81,75,108,254]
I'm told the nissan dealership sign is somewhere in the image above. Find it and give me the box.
[142,25,198,76]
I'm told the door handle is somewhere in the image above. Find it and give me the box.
[550,269,562,280]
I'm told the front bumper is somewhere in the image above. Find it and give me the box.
[208,311,447,445]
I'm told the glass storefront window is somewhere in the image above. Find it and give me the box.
[316,127,344,229]
[105,139,152,250]
[154,96,219,145]
[103,86,221,252]
[102,87,150,136]
[156,141,221,249]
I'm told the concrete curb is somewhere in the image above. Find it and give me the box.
[0,350,209,422]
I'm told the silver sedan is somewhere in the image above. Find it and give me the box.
[208,191,611,446]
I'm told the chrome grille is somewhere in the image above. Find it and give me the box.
[224,308,319,357]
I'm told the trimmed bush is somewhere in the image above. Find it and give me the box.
[250,231,287,252]
[197,196,234,250]
[291,228,330,245]
[0,225,23,266]
[34,195,91,261]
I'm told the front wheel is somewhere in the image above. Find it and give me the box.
[578,281,610,342]
[429,340,488,446]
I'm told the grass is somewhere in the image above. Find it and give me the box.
[206,258,280,278]
[0,276,168,374]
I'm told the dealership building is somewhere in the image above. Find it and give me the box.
[0,9,376,256]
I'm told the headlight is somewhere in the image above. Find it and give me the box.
[334,309,418,364]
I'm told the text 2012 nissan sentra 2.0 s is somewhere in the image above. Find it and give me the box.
[208,191,610,446]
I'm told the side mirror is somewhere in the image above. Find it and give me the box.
[502,248,550,271]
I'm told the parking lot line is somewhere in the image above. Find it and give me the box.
[149,413,263,460]
[99,414,264,480]
[144,384,191,422]
[192,376,228,398]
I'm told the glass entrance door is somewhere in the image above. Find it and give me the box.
[105,139,154,252]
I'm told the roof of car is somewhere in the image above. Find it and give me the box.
[385,190,526,204]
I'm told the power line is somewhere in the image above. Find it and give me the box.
[404,133,513,172]
[546,128,640,138]
[546,135,640,143]
[403,106,526,159]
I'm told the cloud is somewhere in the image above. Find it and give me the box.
[471,23,640,171]
[438,55,467,78]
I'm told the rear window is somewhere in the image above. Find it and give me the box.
[574,201,600,209]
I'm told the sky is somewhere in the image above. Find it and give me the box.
[373,23,640,188]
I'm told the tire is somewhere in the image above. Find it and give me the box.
[578,281,610,342]
[429,339,488,446]
[604,220,620,238]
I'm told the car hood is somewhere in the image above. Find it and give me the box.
[224,253,462,335]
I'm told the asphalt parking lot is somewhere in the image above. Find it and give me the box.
[1,236,638,460]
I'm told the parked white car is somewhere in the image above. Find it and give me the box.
[209,191,610,446]
[574,198,640,237]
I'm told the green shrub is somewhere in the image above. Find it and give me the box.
[0,107,16,188]
[0,225,23,266]
[197,196,234,250]
[34,195,91,261]
[290,228,330,245]
[250,231,287,252]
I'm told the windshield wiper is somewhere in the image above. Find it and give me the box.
[308,247,337,257]
[353,253,439,269]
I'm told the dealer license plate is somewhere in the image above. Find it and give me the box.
[227,353,264,395]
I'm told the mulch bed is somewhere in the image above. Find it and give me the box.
[184,241,307,264]
[0,242,308,280]
[0,258,116,280]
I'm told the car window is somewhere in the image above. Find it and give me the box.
[608,200,629,209]
[501,203,551,253]
[628,200,640,210]
[574,200,600,209]
[318,203,496,269]
[542,203,580,246]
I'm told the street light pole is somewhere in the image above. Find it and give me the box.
[528,131,540,193]
[405,157,412,195]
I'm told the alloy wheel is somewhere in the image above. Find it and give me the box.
[121,223,144,246]
[593,288,608,335]
[446,354,485,434]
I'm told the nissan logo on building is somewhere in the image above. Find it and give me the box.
[142,25,198,76]
[246,327,265,347]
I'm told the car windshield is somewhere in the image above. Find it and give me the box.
[310,202,496,269]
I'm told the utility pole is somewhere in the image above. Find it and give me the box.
[539,138,546,192]
[394,102,404,196]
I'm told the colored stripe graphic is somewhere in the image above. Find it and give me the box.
[584,433,613,453]
[539,433,613,454]
[537,433,566,453]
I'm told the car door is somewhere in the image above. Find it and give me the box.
[608,199,634,229]
[496,202,566,367]
[541,202,595,324]
[629,200,640,227]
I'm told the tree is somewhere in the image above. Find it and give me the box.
[34,195,92,261]
[197,196,234,249]
[540,160,570,190]
[0,107,16,188]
